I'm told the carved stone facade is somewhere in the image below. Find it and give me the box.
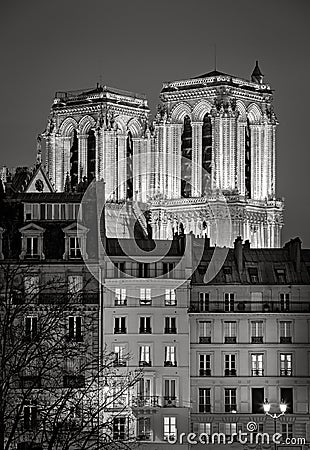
[44,64,283,247]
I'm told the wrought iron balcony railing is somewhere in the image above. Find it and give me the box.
[199,369,211,377]
[189,300,310,313]
[225,369,237,376]
[251,369,264,376]
[132,396,159,407]
[280,368,292,376]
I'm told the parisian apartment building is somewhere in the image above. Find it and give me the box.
[0,63,309,450]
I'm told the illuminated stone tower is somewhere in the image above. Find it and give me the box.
[44,63,283,247]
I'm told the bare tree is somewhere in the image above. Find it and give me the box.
[0,263,141,450]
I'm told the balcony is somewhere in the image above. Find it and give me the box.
[189,300,310,313]
[139,360,152,367]
[132,396,159,408]
[224,369,237,376]
[163,396,177,407]
[113,359,127,367]
[164,361,177,367]
[114,328,127,334]
[280,369,292,376]
[225,337,236,344]
[225,404,237,413]
[199,369,211,377]
[39,292,98,304]
[140,300,152,306]
[199,336,211,344]
[164,327,177,334]
[251,336,263,344]
[139,328,152,334]
[251,369,264,376]
[115,299,127,306]
[137,432,152,441]
[280,337,292,343]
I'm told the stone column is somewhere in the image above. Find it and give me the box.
[117,133,127,200]
[78,133,88,181]
[170,123,182,198]
[191,122,203,197]
[63,136,71,186]
[95,128,103,181]
[237,121,246,196]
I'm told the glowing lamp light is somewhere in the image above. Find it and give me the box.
[279,400,287,414]
[263,399,271,413]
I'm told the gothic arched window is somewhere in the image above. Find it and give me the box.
[87,130,96,182]
[126,131,133,199]
[70,130,78,191]
[181,116,192,198]
[202,113,212,193]
[245,118,251,198]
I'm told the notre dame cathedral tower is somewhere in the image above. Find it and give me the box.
[43,62,283,248]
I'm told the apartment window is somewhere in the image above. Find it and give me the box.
[139,317,151,333]
[199,292,209,311]
[114,262,125,278]
[137,417,151,441]
[64,357,85,387]
[114,317,127,334]
[140,288,151,305]
[281,424,293,441]
[25,316,38,341]
[199,388,211,413]
[114,345,126,367]
[165,289,176,306]
[139,346,151,366]
[280,293,290,312]
[279,321,292,343]
[164,317,176,334]
[199,321,211,343]
[26,237,39,258]
[69,237,81,259]
[163,262,174,278]
[225,423,237,440]
[251,354,264,376]
[223,266,232,282]
[224,354,236,376]
[23,403,37,430]
[251,321,263,343]
[19,224,45,260]
[199,354,211,377]
[68,316,83,342]
[250,292,263,311]
[24,275,40,299]
[115,288,127,306]
[224,321,237,343]
[280,388,293,413]
[163,417,177,440]
[164,346,177,366]
[280,353,292,376]
[275,268,286,283]
[138,263,150,278]
[224,293,235,312]
[248,267,259,283]
[224,388,237,412]
[68,275,83,298]
[251,387,264,414]
[113,417,128,440]
[137,378,152,405]
[164,379,176,406]
[198,423,211,435]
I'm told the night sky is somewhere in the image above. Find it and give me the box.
[0,0,309,246]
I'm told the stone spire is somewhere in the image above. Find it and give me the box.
[251,60,264,84]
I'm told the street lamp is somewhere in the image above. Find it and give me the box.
[263,399,287,450]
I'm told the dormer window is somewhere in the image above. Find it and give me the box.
[19,223,45,260]
[63,223,88,260]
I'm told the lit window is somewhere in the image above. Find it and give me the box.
[280,293,290,311]
[19,224,45,260]
[251,321,263,343]
[279,321,292,343]
[113,417,128,440]
[62,223,88,260]
[163,416,176,440]
[199,354,211,376]
[251,354,264,376]
[139,346,151,366]
[114,345,126,367]
[165,289,176,306]
[280,353,292,376]
[199,321,211,343]
[224,354,236,376]
[198,422,211,435]
[23,403,37,430]
[115,288,127,306]
[140,288,151,305]
[164,346,177,366]
[69,237,81,259]
[68,316,83,342]
[225,423,237,440]
[224,293,235,311]
[199,292,209,311]
[224,321,237,343]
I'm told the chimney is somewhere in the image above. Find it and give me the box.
[285,237,301,273]
[234,236,243,273]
